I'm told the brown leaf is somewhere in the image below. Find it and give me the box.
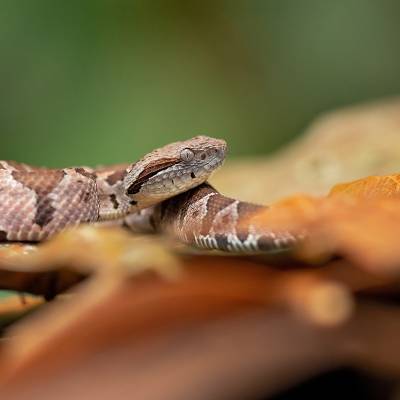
[330,174,400,199]
[246,177,400,274]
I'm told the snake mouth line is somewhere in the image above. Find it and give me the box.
[129,154,224,196]
[200,156,225,173]
[139,156,224,197]
[159,156,224,182]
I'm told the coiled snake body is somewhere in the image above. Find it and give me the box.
[0,136,297,252]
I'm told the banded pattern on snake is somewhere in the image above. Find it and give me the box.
[0,136,297,252]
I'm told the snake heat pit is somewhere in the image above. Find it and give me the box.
[0,136,298,253]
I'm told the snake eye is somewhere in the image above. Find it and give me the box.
[180,148,195,162]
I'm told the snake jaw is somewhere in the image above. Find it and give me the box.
[123,136,227,209]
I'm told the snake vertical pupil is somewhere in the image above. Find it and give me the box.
[180,148,194,162]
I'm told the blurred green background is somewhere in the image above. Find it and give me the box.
[2,0,400,167]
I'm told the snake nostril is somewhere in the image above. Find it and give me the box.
[191,172,196,179]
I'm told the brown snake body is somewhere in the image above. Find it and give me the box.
[0,136,297,252]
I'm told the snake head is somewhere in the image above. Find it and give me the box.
[124,135,227,208]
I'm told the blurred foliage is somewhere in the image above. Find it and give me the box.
[1,0,400,166]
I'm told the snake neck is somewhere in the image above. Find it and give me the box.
[97,182,137,221]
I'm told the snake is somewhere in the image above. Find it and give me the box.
[0,136,298,253]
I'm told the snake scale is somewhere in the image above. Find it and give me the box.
[0,136,298,253]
